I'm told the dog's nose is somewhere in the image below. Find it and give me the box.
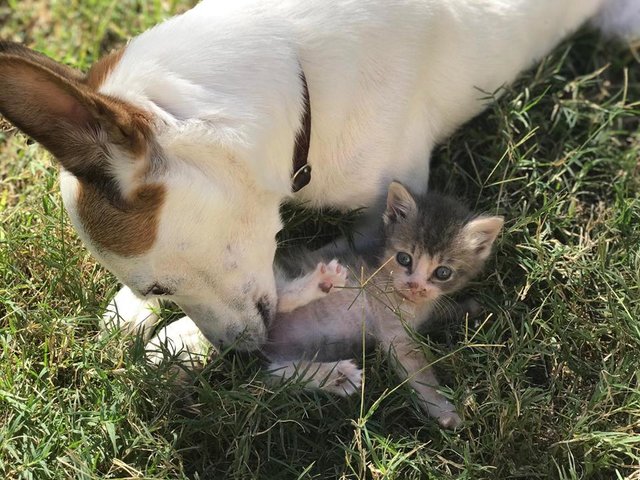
[255,297,273,327]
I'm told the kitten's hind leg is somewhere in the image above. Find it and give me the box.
[379,328,461,429]
[277,260,347,313]
[268,359,362,397]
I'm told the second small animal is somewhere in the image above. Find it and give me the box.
[266,182,504,429]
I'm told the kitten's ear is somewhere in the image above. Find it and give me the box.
[463,216,504,260]
[384,181,417,224]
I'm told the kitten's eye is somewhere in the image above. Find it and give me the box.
[434,266,452,281]
[146,284,172,296]
[396,252,412,267]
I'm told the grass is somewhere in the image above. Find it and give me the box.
[1,1,639,479]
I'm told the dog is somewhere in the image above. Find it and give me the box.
[0,0,638,353]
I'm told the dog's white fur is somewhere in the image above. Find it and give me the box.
[99,0,639,351]
[5,0,639,352]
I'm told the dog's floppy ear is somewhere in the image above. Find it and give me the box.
[0,42,85,82]
[0,42,151,180]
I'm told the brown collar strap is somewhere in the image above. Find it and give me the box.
[291,70,312,192]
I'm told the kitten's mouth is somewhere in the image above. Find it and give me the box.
[397,290,428,304]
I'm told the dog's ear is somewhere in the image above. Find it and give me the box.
[0,42,151,180]
[0,42,85,82]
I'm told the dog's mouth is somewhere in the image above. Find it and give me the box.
[255,296,274,327]
[178,302,269,351]
[224,324,267,351]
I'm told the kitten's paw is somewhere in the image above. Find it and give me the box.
[316,259,348,294]
[322,360,362,397]
[426,398,462,430]
[437,411,462,430]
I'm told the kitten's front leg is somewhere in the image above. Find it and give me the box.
[277,259,347,313]
[379,328,461,429]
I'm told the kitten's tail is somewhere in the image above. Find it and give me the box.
[594,0,640,41]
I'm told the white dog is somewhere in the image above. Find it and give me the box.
[0,0,637,355]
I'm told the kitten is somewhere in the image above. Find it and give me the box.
[266,182,504,429]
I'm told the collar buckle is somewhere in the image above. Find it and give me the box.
[291,68,312,193]
[291,164,312,192]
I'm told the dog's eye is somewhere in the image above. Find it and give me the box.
[146,284,172,296]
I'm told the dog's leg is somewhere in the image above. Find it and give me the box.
[101,286,161,341]
[277,259,347,313]
[145,316,213,366]
[267,359,362,397]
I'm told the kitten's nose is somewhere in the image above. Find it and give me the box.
[407,281,427,296]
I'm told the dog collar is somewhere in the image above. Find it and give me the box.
[291,70,312,192]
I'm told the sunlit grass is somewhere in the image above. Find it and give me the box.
[1,2,639,479]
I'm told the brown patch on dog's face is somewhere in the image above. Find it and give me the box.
[86,48,124,90]
[77,181,165,257]
[67,95,161,257]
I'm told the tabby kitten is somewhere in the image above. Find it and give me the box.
[266,182,503,429]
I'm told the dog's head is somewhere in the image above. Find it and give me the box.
[0,43,284,350]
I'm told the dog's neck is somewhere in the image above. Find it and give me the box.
[97,12,309,198]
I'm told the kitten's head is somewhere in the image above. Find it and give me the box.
[380,182,503,304]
